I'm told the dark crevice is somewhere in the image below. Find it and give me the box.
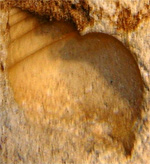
[71,4,76,10]
[1,63,4,72]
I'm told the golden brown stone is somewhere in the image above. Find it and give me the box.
[0,1,150,164]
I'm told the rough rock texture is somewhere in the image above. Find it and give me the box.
[0,0,150,164]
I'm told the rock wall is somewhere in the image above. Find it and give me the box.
[0,0,150,164]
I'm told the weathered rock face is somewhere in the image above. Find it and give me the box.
[0,1,150,164]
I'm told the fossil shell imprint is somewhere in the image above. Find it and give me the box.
[7,8,143,155]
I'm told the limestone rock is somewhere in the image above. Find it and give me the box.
[0,0,150,164]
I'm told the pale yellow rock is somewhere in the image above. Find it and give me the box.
[0,1,150,164]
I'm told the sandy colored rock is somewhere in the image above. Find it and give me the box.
[0,1,150,164]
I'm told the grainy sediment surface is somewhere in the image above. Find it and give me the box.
[0,0,150,164]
